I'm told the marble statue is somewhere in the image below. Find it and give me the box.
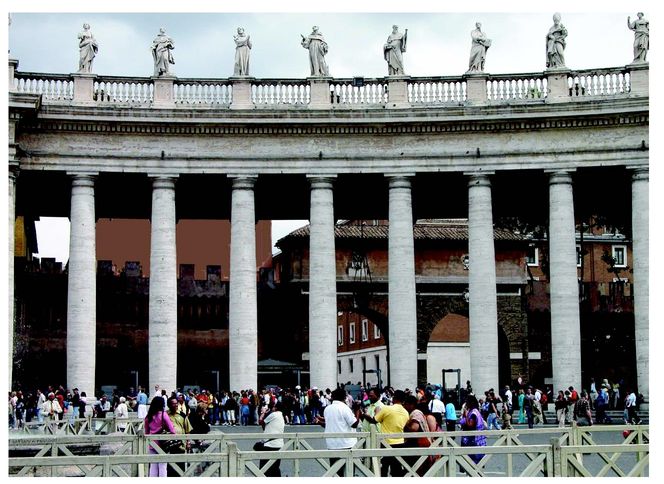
[384,25,407,76]
[233,27,252,76]
[301,26,329,77]
[151,28,175,77]
[627,13,649,63]
[78,23,98,73]
[468,23,491,72]
[546,13,567,69]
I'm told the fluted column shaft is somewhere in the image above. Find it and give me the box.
[467,174,499,393]
[66,175,97,396]
[149,176,178,394]
[632,168,648,405]
[229,176,258,392]
[308,176,337,390]
[8,171,17,391]
[548,171,581,392]
[388,176,417,390]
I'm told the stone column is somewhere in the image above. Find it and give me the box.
[387,175,417,390]
[66,174,97,396]
[308,176,337,390]
[149,176,178,393]
[229,176,258,392]
[8,170,17,391]
[548,171,581,392]
[631,167,649,407]
[467,173,499,393]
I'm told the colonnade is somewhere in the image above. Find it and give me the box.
[8,168,649,403]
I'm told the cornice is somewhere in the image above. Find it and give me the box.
[17,110,648,137]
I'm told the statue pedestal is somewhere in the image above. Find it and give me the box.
[230,77,255,110]
[9,58,19,92]
[386,76,410,108]
[308,77,332,109]
[627,63,648,96]
[152,76,176,107]
[464,72,489,104]
[72,73,97,105]
[545,67,571,102]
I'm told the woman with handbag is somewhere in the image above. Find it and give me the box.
[144,397,175,477]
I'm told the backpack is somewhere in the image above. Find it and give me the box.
[540,393,548,405]
[570,390,579,402]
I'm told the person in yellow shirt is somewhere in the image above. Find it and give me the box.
[360,389,409,476]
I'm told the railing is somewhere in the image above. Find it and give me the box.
[10,65,644,109]
[13,72,74,101]
[567,68,631,97]
[330,79,388,106]
[93,77,153,105]
[17,417,144,436]
[8,424,648,477]
[251,79,309,106]
[175,79,232,106]
[487,73,548,101]
[408,77,466,104]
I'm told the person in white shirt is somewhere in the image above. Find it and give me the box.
[315,388,361,477]
[624,389,641,424]
[42,393,63,421]
[428,394,445,428]
[504,385,513,413]
[256,401,286,476]
[36,389,47,423]
[115,397,129,431]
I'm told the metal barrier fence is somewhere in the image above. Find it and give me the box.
[9,423,648,477]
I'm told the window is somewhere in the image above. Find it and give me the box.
[337,326,344,346]
[349,358,354,373]
[576,245,583,267]
[349,322,356,344]
[361,319,369,342]
[374,324,381,339]
[526,246,539,266]
[337,360,341,374]
[612,245,627,268]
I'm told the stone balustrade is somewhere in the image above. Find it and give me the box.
[13,73,74,101]
[487,73,548,101]
[11,64,645,109]
[174,79,232,106]
[94,77,154,104]
[408,77,466,104]
[567,67,631,97]
[251,79,309,106]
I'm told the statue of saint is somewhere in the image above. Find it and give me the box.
[301,26,329,77]
[233,27,252,76]
[545,13,567,69]
[468,22,491,72]
[384,25,407,76]
[78,23,98,73]
[151,28,175,77]
[627,13,649,63]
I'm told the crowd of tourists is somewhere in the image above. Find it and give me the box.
[8,376,645,477]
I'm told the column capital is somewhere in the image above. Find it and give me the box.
[230,175,257,190]
[68,173,97,188]
[465,172,494,187]
[307,175,336,190]
[8,166,19,181]
[385,174,413,190]
[150,176,177,190]
[547,170,575,186]
[630,167,649,182]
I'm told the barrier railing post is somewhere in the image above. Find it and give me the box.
[369,426,380,476]
[227,442,238,477]
[550,436,562,477]
[293,434,300,477]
